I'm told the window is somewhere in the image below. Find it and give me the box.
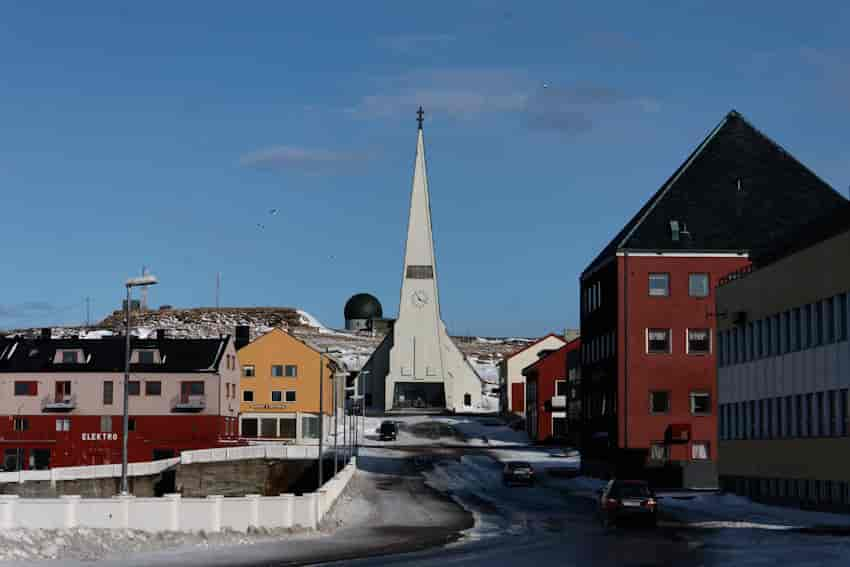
[271,365,284,377]
[261,418,277,438]
[827,297,836,343]
[650,443,669,461]
[691,442,710,460]
[55,418,70,432]
[650,391,670,414]
[689,273,709,297]
[285,390,296,402]
[406,265,434,279]
[62,351,79,363]
[829,390,837,437]
[794,395,802,438]
[279,418,296,439]
[100,416,112,433]
[302,415,320,439]
[285,365,298,377]
[841,389,849,437]
[138,350,156,364]
[182,381,204,396]
[464,393,472,406]
[793,308,802,351]
[145,381,161,396]
[243,390,254,402]
[241,418,258,437]
[816,391,825,437]
[785,396,792,438]
[648,273,669,297]
[128,418,136,432]
[755,320,763,358]
[782,311,791,354]
[815,302,824,346]
[765,317,773,356]
[271,391,282,402]
[746,322,754,361]
[690,392,711,415]
[128,381,140,396]
[731,328,739,364]
[804,304,813,348]
[647,329,670,353]
[839,293,848,341]
[14,381,37,396]
[687,329,710,354]
[749,400,756,439]
[805,393,814,437]
[103,381,113,405]
[555,380,567,396]
[14,418,28,432]
[243,365,255,377]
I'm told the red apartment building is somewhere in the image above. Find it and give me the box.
[523,338,581,443]
[579,111,847,486]
[0,330,241,471]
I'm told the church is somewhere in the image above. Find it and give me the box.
[360,109,485,413]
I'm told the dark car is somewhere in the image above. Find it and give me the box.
[597,480,658,528]
[502,461,535,486]
[378,421,398,441]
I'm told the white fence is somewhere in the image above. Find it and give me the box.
[0,444,323,485]
[0,459,356,532]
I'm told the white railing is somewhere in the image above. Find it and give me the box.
[0,458,356,533]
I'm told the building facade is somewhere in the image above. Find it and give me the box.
[236,328,339,444]
[499,334,567,416]
[0,331,240,471]
[361,113,485,413]
[580,110,847,485]
[523,338,580,442]
[717,204,850,509]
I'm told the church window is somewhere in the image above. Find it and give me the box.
[464,393,472,406]
[406,265,434,279]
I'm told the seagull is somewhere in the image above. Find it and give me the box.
[269,208,278,216]
[543,82,550,89]
[256,223,265,230]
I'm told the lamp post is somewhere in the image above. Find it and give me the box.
[121,274,158,495]
[359,370,370,457]
[333,368,339,475]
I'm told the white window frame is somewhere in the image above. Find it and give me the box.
[243,365,255,377]
[688,273,710,298]
[649,390,671,414]
[271,390,282,402]
[648,273,670,297]
[285,390,296,403]
[691,441,710,460]
[650,443,670,461]
[690,391,711,415]
[646,328,672,354]
[555,380,567,397]
[686,328,712,355]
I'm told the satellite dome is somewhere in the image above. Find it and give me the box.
[344,293,383,321]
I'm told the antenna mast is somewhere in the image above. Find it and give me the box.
[140,265,149,312]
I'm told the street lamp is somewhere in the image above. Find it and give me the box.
[359,370,370,457]
[121,274,158,495]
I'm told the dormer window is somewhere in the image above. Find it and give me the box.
[54,349,84,364]
[132,349,161,364]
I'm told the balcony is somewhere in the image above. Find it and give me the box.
[171,394,206,413]
[41,394,76,412]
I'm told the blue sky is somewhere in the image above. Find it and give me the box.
[1,2,849,336]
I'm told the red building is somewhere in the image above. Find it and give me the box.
[523,338,580,443]
[580,111,847,486]
[0,330,241,471]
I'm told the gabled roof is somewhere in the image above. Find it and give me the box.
[521,337,582,377]
[501,333,567,364]
[0,336,230,373]
[583,110,847,277]
[239,327,343,370]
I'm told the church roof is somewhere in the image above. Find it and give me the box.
[582,110,847,277]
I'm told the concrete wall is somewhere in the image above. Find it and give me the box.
[0,459,356,532]
[176,458,314,497]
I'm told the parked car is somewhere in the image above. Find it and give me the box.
[502,461,535,486]
[597,479,658,528]
[378,420,398,441]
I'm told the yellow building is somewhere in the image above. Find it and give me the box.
[236,328,340,444]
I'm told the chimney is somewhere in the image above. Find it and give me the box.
[156,329,166,341]
[235,325,250,350]
[40,328,51,341]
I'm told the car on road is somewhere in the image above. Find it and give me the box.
[502,461,535,486]
[378,420,398,441]
[597,479,658,528]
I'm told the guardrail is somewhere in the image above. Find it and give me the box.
[0,458,357,533]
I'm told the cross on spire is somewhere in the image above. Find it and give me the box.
[416,106,424,130]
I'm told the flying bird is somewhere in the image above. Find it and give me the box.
[256,223,265,230]
[269,208,278,216]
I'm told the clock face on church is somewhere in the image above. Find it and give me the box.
[411,290,429,308]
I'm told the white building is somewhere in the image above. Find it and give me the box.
[499,333,567,416]
[361,109,485,413]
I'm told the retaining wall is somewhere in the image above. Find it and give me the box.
[0,458,356,533]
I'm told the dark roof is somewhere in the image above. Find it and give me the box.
[751,200,850,268]
[0,336,229,373]
[344,293,383,320]
[583,110,847,277]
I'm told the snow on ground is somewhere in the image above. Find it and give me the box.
[0,526,308,564]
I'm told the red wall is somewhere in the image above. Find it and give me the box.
[528,340,580,442]
[0,414,240,469]
[617,255,749,460]
[511,383,525,413]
